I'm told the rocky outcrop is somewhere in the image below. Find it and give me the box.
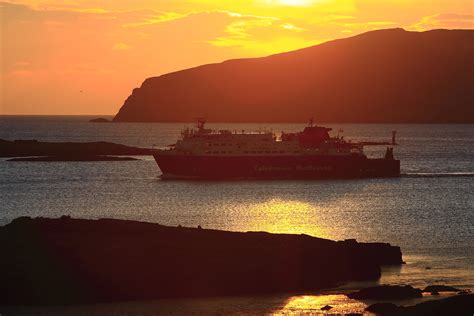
[347,285,422,300]
[0,216,403,305]
[89,118,111,123]
[365,302,399,314]
[0,139,152,157]
[114,28,474,123]
[370,294,474,315]
[423,285,462,293]
[7,155,138,162]
[398,295,474,316]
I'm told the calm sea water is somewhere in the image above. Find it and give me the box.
[1,116,473,314]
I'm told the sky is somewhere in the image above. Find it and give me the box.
[1,0,473,115]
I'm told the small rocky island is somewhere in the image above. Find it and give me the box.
[0,139,152,161]
[1,216,403,305]
[89,117,111,123]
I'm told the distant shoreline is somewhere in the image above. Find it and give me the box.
[1,115,473,124]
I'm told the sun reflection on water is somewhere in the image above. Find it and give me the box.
[240,198,331,238]
[274,294,368,314]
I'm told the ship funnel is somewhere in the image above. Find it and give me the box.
[391,130,397,145]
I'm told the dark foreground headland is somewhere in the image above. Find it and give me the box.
[0,139,152,161]
[0,216,402,305]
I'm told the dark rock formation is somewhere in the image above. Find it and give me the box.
[365,302,399,314]
[358,293,474,315]
[347,285,422,300]
[0,216,403,305]
[423,285,461,293]
[396,294,474,316]
[458,290,471,295]
[321,305,333,311]
[7,155,138,162]
[114,28,474,123]
[0,139,152,157]
[89,118,111,123]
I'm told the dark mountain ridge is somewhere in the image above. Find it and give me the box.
[114,28,474,123]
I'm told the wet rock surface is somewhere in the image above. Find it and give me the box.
[422,285,461,293]
[347,285,422,300]
[365,302,399,314]
[396,294,474,316]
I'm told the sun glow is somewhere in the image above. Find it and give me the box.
[278,0,313,6]
[3,0,473,115]
[264,0,317,6]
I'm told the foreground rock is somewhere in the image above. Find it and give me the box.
[0,216,403,305]
[422,285,461,293]
[365,302,399,314]
[365,294,474,315]
[399,295,474,316]
[0,139,152,157]
[7,155,138,162]
[347,285,422,300]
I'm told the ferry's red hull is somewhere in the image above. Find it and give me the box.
[153,154,400,180]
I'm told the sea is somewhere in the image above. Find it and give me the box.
[0,115,473,315]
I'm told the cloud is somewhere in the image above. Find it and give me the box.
[280,23,305,32]
[409,13,474,31]
[3,0,472,115]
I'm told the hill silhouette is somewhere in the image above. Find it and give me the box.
[114,28,474,123]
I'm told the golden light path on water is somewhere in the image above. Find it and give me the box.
[236,199,371,314]
[275,294,368,314]
[241,199,331,237]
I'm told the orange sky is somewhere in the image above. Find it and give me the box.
[1,0,473,115]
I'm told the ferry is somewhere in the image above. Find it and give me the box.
[153,119,400,180]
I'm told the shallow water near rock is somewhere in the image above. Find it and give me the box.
[0,116,473,314]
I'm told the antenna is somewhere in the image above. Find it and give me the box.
[195,117,206,131]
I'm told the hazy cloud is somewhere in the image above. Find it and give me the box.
[410,13,474,30]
